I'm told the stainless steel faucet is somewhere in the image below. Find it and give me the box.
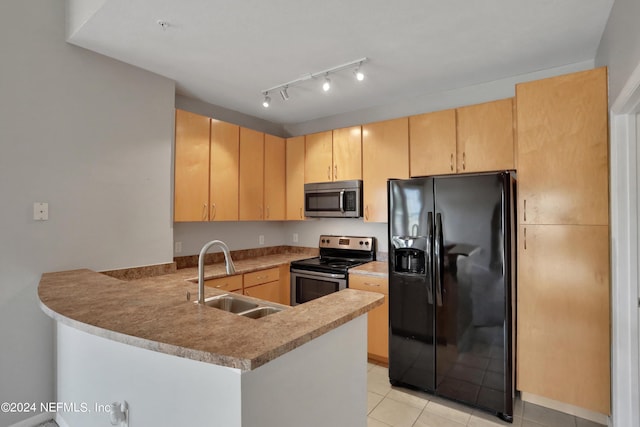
[198,240,236,304]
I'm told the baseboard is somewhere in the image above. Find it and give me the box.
[8,412,52,427]
[520,391,609,425]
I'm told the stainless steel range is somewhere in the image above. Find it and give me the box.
[290,235,376,305]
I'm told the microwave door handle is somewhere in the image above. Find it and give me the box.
[339,190,345,212]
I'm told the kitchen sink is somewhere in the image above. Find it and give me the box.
[196,294,286,319]
[199,294,259,313]
[239,306,283,319]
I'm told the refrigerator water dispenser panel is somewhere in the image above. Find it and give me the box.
[393,248,426,274]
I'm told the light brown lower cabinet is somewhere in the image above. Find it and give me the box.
[517,224,610,414]
[204,274,243,293]
[243,267,282,305]
[349,274,389,363]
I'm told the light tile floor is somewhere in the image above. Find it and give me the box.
[367,363,605,427]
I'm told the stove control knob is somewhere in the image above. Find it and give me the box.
[326,239,330,244]
[321,239,326,244]
[359,241,364,245]
[365,241,370,246]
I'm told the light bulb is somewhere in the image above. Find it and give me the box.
[355,69,364,81]
[322,75,331,92]
[262,94,271,108]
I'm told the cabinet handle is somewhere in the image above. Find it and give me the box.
[266,206,270,219]
[327,166,331,179]
[215,283,227,289]
[462,152,466,170]
[300,207,303,219]
[211,203,216,220]
[450,153,453,171]
[365,205,369,221]
[364,282,381,287]
[202,203,208,221]
[524,227,527,250]
[524,199,527,222]
[260,206,263,219]
[334,165,338,180]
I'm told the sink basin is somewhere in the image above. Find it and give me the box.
[199,294,259,313]
[239,306,283,319]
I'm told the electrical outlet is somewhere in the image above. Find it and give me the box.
[33,202,48,221]
[259,235,265,245]
[293,233,299,243]
[174,241,182,254]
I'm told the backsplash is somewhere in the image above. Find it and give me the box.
[174,245,318,269]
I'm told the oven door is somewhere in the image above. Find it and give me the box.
[290,269,347,306]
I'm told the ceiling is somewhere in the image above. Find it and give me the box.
[67,0,614,126]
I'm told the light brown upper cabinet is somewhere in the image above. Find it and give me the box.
[410,109,457,176]
[174,109,211,222]
[286,136,306,220]
[332,126,362,181]
[209,119,239,221]
[264,134,286,221]
[305,127,362,183]
[362,117,409,222]
[239,127,264,221]
[456,98,515,173]
[516,68,608,226]
[304,130,333,183]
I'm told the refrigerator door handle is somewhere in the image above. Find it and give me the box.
[434,212,444,307]
[426,211,434,305]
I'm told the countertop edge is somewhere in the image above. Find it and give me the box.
[38,264,383,371]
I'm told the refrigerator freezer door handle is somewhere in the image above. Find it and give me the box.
[434,213,444,307]
[426,211,434,305]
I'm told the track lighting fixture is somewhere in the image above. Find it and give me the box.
[279,86,290,101]
[322,75,331,92]
[354,62,365,81]
[259,57,368,107]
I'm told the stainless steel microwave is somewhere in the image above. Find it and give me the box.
[304,180,363,218]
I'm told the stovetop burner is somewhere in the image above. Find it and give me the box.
[290,235,376,275]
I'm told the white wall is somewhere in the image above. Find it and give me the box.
[595,0,640,105]
[0,1,175,425]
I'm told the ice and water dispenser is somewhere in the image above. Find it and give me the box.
[391,236,427,275]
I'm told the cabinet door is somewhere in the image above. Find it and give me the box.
[174,109,210,222]
[286,136,306,220]
[204,274,243,293]
[264,134,286,220]
[239,127,264,220]
[210,119,239,221]
[362,118,409,222]
[409,109,456,176]
[349,274,389,362]
[279,264,291,306]
[244,281,280,304]
[516,68,608,225]
[332,126,362,181]
[517,224,610,414]
[305,131,333,183]
[456,98,514,173]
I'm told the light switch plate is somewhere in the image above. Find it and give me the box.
[33,202,48,221]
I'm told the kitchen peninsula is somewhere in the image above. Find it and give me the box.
[38,257,383,427]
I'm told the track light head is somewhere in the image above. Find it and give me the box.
[322,75,331,92]
[279,86,290,101]
[354,63,365,81]
[262,93,271,108]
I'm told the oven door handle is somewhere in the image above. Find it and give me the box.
[290,269,347,279]
[339,190,345,212]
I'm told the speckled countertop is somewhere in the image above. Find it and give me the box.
[38,254,383,371]
[349,261,388,277]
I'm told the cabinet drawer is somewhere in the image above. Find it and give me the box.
[244,267,280,288]
[204,275,243,292]
[349,274,388,294]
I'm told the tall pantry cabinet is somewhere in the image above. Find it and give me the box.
[515,67,610,415]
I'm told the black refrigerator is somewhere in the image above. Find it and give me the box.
[387,172,515,422]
